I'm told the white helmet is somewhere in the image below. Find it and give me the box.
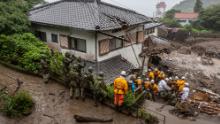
[165,78,169,81]
[120,71,126,76]
[169,77,173,80]
[146,78,149,81]
[175,76,179,80]
[151,80,155,84]
[185,83,189,87]
[181,76,186,80]
[148,69,152,72]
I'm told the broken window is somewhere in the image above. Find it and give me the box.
[69,37,87,52]
[60,34,69,49]
[99,39,110,55]
[35,31,47,42]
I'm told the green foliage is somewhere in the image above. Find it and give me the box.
[161,18,181,28]
[161,9,181,28]
[49,51,64,76]
[194,0,203,13]
[164,9,181,19]
[0,0,44,35]
[172,0,220,12]
[0,91,34,117]
[0,33,50,73]
[199,4,220,31]
[106,85,114,100]
[124,91,136,107]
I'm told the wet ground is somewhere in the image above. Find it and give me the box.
[143,100,220,124]
[0,64,138,124]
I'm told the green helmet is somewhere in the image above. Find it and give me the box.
[88,66,93,73]
[65,52,71,58]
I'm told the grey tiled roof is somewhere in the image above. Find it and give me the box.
[29,0,151,30]
[84,55,135,84]
[144,23,162,29]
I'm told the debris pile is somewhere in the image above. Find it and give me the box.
[190,88,220,115]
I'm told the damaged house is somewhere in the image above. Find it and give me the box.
[29,0,155,82]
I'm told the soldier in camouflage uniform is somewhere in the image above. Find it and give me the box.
[40,58,50,84]
[69,63,80,99]
[81,66,94,101]
[63,52,72,85]
[92,72,107,107]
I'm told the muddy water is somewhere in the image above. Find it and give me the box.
[0,64,138,124]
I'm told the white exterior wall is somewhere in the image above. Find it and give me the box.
[97,25,144,67]
[33,25,96,61]
[34,24,145,67]
[144,27,159,39]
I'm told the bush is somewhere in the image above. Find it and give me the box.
[0,33,50,73]
[0,91,34,117]
[49,51,64,76]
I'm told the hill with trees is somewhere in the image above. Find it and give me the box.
[172,0,220,12]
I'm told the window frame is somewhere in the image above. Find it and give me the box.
[68,37,87,53]
[51,33,58,43]
[35,31,47,42]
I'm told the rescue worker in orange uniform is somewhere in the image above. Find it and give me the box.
[114,71,128,107]
[136,77,143,91]
[144,78,151,90]
[177,76,186,92]
[154,68,161,84]
[158,71,166,80]
[150,80,159,101]
[147,69,155,80]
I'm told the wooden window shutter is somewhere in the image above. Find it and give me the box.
[138,31,144,43]
[99,39,110,55]
[60,34,69,49]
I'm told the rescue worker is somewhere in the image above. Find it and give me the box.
[128,74,136,94]
[40,58,50,84]
[154,68,160,83]
[69,63,79,99]
[149,80,159,101]
[93,72,107,106]
[144,78,151,91]
[180,83,190,102]
[158,77,171,98]
[176,76,186,93]
[86,66,95,94]
[136,77,143,92]
[158,71,166,80]
[147,69,154,80]
[144,78,151,99]
[114,71,128,108]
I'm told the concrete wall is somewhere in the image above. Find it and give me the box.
[33,25,96,61]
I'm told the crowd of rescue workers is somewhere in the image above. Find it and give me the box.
[40,51,190,112]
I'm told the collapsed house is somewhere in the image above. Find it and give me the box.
[28,0,162,82]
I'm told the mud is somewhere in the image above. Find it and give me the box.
[0,64,138,124]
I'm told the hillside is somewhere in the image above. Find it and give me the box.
[172,0,220,12]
